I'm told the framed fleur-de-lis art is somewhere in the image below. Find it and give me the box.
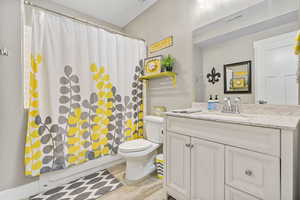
[207,67,221,85]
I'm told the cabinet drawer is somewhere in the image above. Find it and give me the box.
[225,147,280,200]
[226,186,260,200]
[167,116,280,156]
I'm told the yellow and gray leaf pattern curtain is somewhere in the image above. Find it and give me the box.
[295,31,300,83]
[25,9,146,176]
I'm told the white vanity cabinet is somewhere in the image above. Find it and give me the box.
[164,116,299,200]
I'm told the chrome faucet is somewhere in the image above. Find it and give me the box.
[222,97,232,113]
[233,97,241,114]
[222,97,241,114]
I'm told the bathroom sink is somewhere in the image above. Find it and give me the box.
[191,112,250,121]
[170,109,254,121]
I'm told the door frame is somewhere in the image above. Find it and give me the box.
[254,31,298,104]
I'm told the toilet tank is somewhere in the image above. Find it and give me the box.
[144,115,164,144]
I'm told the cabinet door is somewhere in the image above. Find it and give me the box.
[166,132,191,200]
[191,138,225,200]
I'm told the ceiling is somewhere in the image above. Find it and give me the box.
[47,0,158,27]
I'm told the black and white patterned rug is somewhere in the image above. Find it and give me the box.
[30,170,122,200]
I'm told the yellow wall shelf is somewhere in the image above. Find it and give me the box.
[139,72,177,87]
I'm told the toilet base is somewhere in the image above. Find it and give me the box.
[123,171,155,185]
[124,150,157,181]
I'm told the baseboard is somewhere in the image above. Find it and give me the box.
[0,155,125,200]
[0,180,40,200]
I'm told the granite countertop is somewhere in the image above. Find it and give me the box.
[165,103,300,130]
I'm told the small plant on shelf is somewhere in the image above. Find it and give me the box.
[161,54,175,72]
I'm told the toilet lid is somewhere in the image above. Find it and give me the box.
[119,139,153,153]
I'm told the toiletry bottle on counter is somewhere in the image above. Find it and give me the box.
[208,95,214,111]
[214,95,219,110]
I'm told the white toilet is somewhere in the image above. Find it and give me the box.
[118,115,164,181]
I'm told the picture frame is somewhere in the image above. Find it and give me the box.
[224,61,252,94]
[144,55,163,76]
[149,36,173,54]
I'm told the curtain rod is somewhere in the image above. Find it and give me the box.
[24,0,145,42]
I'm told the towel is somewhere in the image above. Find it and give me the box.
[171,108,202,114]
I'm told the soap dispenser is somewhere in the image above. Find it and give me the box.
[214,95,219,110]
[208,95,214,111]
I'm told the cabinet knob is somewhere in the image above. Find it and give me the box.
[245,169,253,176]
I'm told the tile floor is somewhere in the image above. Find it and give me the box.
[98,163,166,200]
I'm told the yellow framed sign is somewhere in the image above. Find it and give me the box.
[232,78,246,89]
[149,36,173,54]
[144,55,162,76]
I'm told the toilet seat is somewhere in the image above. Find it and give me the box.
[119,139,153,153]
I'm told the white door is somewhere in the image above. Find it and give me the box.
[254,31,298,105]
[191,138,225,200]
[166,132,191,200]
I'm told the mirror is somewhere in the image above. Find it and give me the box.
[194,30,299,105]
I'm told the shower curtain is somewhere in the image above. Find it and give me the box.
[295,31,300,82]
[25,9,146,176]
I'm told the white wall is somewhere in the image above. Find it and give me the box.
[125,0,194,112]
[0,0,36,191]
[199,22,299,103]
